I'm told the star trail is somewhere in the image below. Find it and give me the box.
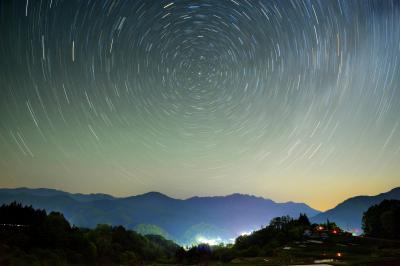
[1,0,400,210]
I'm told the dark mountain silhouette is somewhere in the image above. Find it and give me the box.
[0,187,114,202]
[0,188,319,244]
[311,187,400,233]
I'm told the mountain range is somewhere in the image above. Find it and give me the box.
[311,187,400,233]
[0,187,318,244]
[0,187,399,244]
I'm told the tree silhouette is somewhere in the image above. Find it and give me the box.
[362,200,400,239]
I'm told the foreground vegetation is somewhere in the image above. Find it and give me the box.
[0,200,399,265]
[0,202,179,265]
[362,199,400,239]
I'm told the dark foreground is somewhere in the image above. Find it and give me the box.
[2,227,399,265]
[1,202,400,265]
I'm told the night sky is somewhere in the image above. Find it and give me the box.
[1,0,400,210]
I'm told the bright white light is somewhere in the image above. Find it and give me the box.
[240,231,252,236]
[196,236,222,246]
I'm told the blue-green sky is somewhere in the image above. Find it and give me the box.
[1,0,399,210]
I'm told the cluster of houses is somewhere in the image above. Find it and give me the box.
[304,223,352,239]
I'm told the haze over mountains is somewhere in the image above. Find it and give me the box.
[0,187,399,244]
[0,188,318,244]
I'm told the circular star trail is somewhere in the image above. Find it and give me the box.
[1,0,400,209]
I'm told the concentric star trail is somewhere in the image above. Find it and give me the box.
[0,0,399,210]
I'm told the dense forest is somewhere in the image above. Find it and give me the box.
[362,199,400,239]
[1,201,399,265]
[0,202,322,265]
[0,202,179,265]
[0,203,325,265]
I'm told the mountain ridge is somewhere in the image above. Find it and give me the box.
[0,187,319,244]
[0,187,313,206]
[3,186,399,242]
[311,186,400,233]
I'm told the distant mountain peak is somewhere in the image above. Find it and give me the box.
[227,192,255,198]
[225,193,251,199]
[137,191,173,199]
[282,200,305,205]
[187,193,272,201]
